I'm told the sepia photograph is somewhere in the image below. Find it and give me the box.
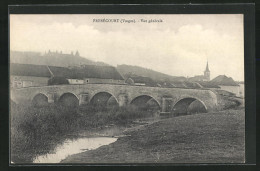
[9,13,245,164]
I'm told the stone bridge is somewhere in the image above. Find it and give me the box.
[10,84,219,113]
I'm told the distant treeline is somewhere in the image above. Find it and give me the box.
[10,50,108,67]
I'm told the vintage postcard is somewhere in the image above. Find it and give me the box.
[10,13,245,164]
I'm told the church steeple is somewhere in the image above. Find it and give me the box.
[204,60,210,81]
[205,61,210,72]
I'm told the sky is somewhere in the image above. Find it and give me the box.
[10,14,244,81]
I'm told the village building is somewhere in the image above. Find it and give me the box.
[10,63,51,88]
[169,81,187,88]
[157,81,175,88]
[47,66,83,85]
[163,81,202,89]
[72,65,125,84]
[195,81,220,90]
[180,81,203,89]
[48,65,125,85]
[125,76,157,87]
[10,63,125,88]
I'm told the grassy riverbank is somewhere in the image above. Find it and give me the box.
[10,102,156,163]
[62,108,245,163]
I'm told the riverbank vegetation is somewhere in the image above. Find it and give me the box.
[10,102,156,163]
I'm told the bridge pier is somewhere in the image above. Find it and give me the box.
[118,94,128,107]
[161,97,173,113]
[79,93,89,105]
[47,93,55,103]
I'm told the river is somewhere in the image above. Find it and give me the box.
[33,137,117,163]
[32,117,161,163]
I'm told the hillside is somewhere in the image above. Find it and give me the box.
[117,64,187,82]
[10,51,186,82]
[10,51,109,67]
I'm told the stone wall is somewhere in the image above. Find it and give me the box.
[84,78,125,85]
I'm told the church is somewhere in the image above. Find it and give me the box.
[188,61,210,82]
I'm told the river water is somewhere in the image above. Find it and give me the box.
[32,117,161,163]
[33,137,117,163]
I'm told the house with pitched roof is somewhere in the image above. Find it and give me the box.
[125,75,157,87]
[10,63,52,88]
[47,66,85,85]
[10,63,125,88]
[75,65,125,85]
[195,81,220,90]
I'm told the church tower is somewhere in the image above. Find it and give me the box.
[204,61,210,81]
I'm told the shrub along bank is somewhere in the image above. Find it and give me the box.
[10,102,155,163]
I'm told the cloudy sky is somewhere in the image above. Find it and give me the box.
[10,14,244,81]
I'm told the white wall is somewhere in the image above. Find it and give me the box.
[10,75,49,88]
[134,83,146,86]
[68,79,84,84]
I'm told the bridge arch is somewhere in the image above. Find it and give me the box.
[89,91,119,107]
[130,95,161,111]
[32,93,48,107]
[172,97,207,115]
[58,92,79,107]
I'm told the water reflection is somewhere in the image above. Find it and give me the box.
[33,137,117,163]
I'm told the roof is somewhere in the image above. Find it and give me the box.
[182,81,202,89]
[170,76,187,82]
[72,65,124,80]
[156,80,176,88]
[195,81,220,88]
[48,66,72,78]
[10,63,51,77]
[188,75,206,82]
[210,75,239,86]
[127,76,157,86]
[170,81,185,88]
[10,63,124,80]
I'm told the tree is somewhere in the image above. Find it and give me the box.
[48,77,69,85]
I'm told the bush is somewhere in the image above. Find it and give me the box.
[11,104,81,163]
